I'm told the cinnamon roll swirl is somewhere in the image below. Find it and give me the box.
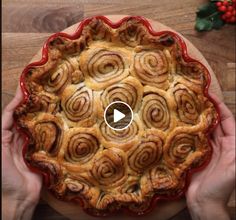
[164,132,205,168]
[14,17,218,216]
[141,89,170,130]
[91,148,127,188]
[99,119,139,144]
[173,83,200,125]
[101,77,143,112]
[44,56,79,94]
[26,114,63,155]
[128,131,163,173]
[61,84,94,126]
[147,165,178,191]
[131,49,169,89]
[63,128,99,164]
[80,46,130,90]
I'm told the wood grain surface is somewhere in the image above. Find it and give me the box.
[2,1,235,220]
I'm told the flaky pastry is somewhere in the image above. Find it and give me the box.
[14,16,218,216]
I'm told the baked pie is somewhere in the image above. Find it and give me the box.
[14,16,219,216]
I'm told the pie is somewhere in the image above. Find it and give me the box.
[14,16,219,216]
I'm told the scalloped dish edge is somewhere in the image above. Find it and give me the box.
[13,15,220,217]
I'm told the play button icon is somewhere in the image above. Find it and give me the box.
[113,109,125,123]
[104,101,133,130]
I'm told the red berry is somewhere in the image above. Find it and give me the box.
[219,5,227,11]
[228,6,234,11]
[221,14,227,20]
[232,0,236,3]
[232,10,236,16]
[230,16,236,23]
[225,11,232,17]
[216,1,222,7]
[222,0,229,6]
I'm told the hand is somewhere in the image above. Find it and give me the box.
[186,94,235,220]
[2,86,42,220]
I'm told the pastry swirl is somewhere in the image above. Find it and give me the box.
[132,50,169,89]
[91,149,127,187]
[44,57,79,93]
[100,120,139,143]
[173,83,199,125]
[101,77,143,111]
[34,121,61,154]
[166,133,198,165]
[64,129,99,164]
[14,17,218,216]
[61,84,93,123]
[80,48,129,90]
[141,91,170,130]
[128,132,163,173]
[26,114,63,155]
[148,165,178,191]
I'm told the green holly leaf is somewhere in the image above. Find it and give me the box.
[196,2,217,18]
[195,1,225,31]
[195,18,213,31]
[212,14,225,29]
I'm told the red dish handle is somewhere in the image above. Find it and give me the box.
[14,15,220,216]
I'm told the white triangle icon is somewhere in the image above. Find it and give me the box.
[113,109,125,123]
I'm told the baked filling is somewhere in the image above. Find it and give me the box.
[14,17,218,216]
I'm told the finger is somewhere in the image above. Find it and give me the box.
[218,102,235,136]
[2,85,23,130]
[212,123,224,145]
[209,93,235,136]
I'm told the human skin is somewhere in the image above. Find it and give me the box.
[186,94,235,220]
[2,86,42,220]
[2,87,235,220]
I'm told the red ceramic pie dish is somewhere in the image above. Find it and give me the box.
[13,15,220,216]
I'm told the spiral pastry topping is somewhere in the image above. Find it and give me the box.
[14,17,218,216]
[80,48,129,89]
[100,120,139,143]
[128,133,163,173]
[148,165,177,191]
[166,133,197,165]
[101,82,137,110]
[34,120,62,155]
[64,131,99,164]
[62,85,93,122]
[91,149,126,187]
[45,57,79,93]
[132,50,169,89]
[141,92,170,130]
[173,84,199,124]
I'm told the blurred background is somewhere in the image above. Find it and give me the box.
[2,0,235,219]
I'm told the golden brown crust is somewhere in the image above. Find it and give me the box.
[14,17,218,215]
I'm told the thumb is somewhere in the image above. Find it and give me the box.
[2,85,23,131]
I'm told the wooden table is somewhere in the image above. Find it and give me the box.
[2,0,235,219]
